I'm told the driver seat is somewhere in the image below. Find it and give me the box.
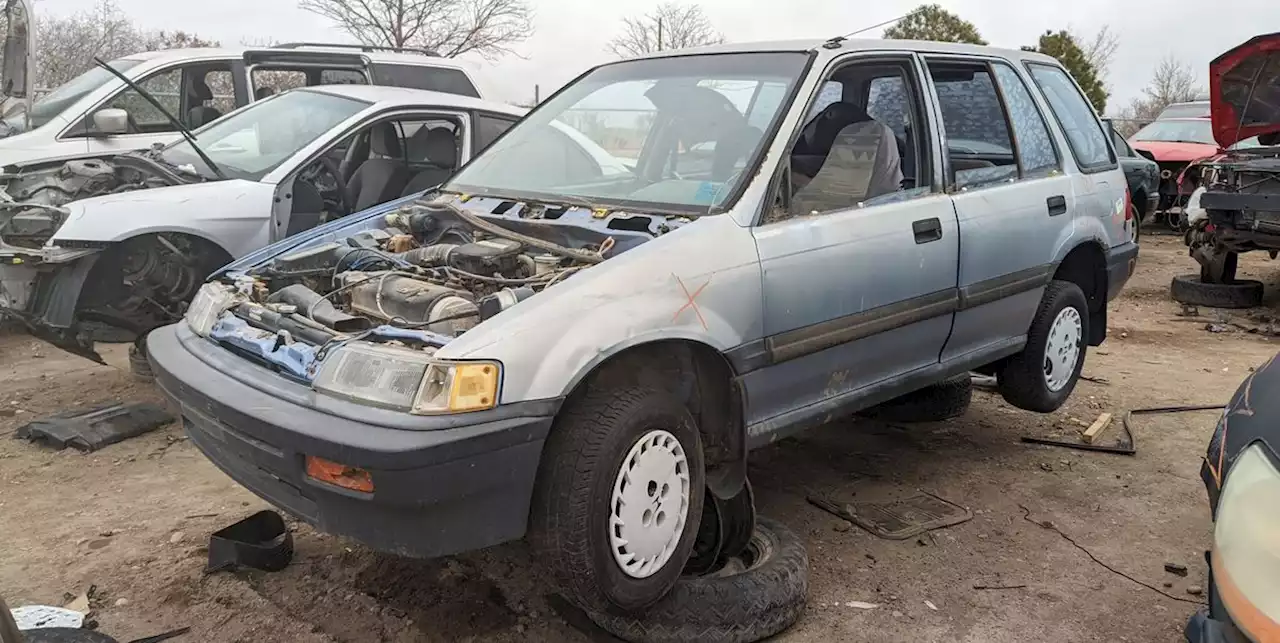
[187,78,222,128]
[347,124,411,211]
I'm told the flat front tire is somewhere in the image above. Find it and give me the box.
[531,386,706,612]
[998,280,1089,413]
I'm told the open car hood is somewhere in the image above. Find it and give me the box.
[1211,32,1280,148]
[0,0,33,135]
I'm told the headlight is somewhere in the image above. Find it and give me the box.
[312,342,499,414]
[1213,443,1280,639]
[185,283,237,337]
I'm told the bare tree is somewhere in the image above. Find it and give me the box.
[297,0,533,59]
[1113,55,1204,136]
[607,2,724,58]
[1072,25,1118,81]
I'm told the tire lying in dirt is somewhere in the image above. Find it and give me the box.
[860,374,972,422]
[129,336,155,382]
[998,280,1088,413]
[1170,274,1263,309]
[587,516,809,643]
[530,386,706,613]
[20,628,120,643]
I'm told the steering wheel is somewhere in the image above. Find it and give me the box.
[303,156,352,216]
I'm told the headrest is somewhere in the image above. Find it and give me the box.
[408,126,457,166]
[189,78,213,101]
[370,123,401,157]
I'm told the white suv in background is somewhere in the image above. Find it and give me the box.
[0,40,495,169]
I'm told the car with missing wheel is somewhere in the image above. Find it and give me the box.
[1174,33,1280,310]
[1185,353,1280,643]
[145,37,1138,638]
[0,83,539,363]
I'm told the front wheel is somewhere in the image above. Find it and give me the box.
[530,386,706,612]
[997,280,1089,413]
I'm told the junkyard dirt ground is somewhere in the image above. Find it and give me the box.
[2,233,1276,643]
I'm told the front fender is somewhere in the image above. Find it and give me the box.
[440,215,764,404]
[50,180,275,258]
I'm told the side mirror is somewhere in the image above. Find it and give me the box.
[1135,148,1156,163]
[91,108,128,136]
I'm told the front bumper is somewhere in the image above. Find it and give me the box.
[148,323,559,558]
[1185,554,1249,643]
[1106,240,1140,302]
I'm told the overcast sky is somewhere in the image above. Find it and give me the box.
[51,0,1279,113]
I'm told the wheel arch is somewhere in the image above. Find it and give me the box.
[1051,240,1108,346]
[555,337,747,501]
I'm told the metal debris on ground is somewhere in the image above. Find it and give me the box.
[206,510,294,573]
[12,403,173,452]
[8,604,85,630]
[1022,410,1135,456]
[1165,563,1189,577]
[807,491,972,540]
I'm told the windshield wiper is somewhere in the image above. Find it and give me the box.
[91,57,227,181]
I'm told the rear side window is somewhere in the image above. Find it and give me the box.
[990,63,1058,175]
[475,113,517,152]
[1027,63,1114,171]
[370,64,480,98]
[928,61,1018,188]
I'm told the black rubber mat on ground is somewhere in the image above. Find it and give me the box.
[13,403,174,452]
[809,491,973,540]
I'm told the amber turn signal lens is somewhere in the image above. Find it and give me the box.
[305,455,374,493]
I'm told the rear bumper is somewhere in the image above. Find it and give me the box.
[148,323,559,558]
[1106,241,1139,302]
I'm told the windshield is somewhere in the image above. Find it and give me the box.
[446,52,807,213]
[1132,119,1216,145]
[17,59,143,131]
[160,89,368,181]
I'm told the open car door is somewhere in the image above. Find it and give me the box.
[0,0,33,137]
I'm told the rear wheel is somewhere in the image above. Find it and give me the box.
[861,374,972,423]
[998,281,1089,413]
[531,386,706,612]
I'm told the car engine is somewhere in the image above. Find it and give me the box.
[205,199,613,355]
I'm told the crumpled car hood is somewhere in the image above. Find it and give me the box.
[1130,140,1220,163]
[1211,32,1280,148]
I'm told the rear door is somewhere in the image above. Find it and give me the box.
[927,56,1072,363]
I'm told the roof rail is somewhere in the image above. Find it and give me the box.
[270,42,439,57]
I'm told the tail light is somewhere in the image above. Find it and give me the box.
[1124,187,1133,221]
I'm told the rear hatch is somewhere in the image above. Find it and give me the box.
[1210,32,1280,148]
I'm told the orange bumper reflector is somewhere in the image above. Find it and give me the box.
[305,456,374,493]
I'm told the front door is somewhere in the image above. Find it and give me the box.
[927,56,1074,362]
[739,53,959,436]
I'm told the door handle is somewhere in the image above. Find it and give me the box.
[912,217,943,244]
[1047,195,1067,216]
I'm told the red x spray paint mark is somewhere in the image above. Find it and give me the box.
[672,274,711,330]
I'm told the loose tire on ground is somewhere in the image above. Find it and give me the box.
[860,374,973,422]
[1170,274,1263,309]
[998,280,1089,413]
[129,336,154,381]
[530,386,706,613]
[587,516,809,643]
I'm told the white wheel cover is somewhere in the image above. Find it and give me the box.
[1044,306,1083,392]
[608,429,692,579]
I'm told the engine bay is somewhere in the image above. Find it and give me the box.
[191,198,632,380]
[0,151,193,249]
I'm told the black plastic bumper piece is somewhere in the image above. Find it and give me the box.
[147,323,558,559]
[1106,241,1139,302]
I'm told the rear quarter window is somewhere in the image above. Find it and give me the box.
[1026,63,1115,172]
[370,64,480,98]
